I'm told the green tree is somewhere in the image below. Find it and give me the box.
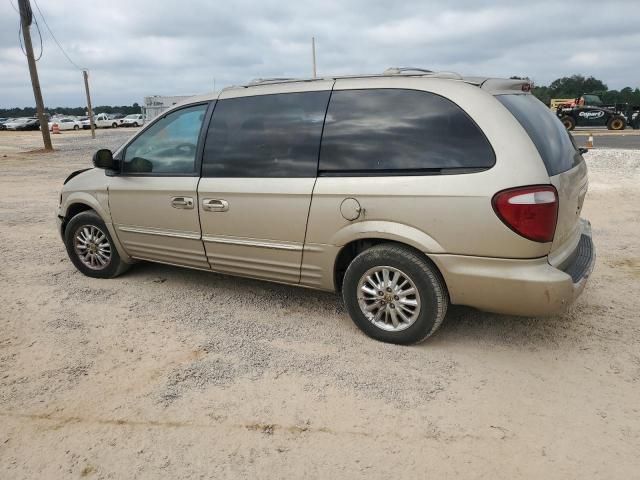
[600,89,619,104]
[548,75,608,98]
[0,103,145,118]
[532,85,552,105]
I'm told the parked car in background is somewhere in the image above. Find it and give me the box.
[82,113,120,129]
[0,118,12,130]
[107,113,127,126]
[57,69,595,345]
[120,114,144,127]
[50,118,82,131]
[4,118,40,131]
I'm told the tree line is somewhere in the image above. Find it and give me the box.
[0,103,142,118]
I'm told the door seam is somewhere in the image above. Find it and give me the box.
[195,175,213,269]
[299,81,335,284]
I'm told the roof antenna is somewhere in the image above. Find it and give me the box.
[311,37,317,78]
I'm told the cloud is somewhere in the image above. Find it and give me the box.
[0,0,638,107]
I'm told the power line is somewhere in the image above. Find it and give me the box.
[33,15,43,61]
[31,0,83,70]
[17,8,43,61]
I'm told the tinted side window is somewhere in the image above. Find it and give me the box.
[123,104,207,174]
[497,94,581,176]
[319,89,495,174]
[202,91,330,178]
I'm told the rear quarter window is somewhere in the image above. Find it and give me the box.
[319,89,495,175]
[496,94,582,176]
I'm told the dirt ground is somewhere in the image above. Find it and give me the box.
[1,129,639,479]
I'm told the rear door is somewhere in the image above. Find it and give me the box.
[198,83,332,284]
[496,94,588,262]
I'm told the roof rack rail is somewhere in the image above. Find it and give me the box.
[247,77,298,85]
[383,67,434,75]
[232,68,467,90]
[383,67,463,80]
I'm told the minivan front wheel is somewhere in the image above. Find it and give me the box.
[64,210,129,278]
[342,244,448,344]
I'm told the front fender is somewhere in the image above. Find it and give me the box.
[59,191,132,263]
[61,191,110,221]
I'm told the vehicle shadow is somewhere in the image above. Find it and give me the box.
[428,304,579,349]
[127,261,580,349]
[126,260,344,307]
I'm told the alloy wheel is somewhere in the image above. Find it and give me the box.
[357,266,421,332]
[73,225,112,270]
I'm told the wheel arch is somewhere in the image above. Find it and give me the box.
[329,221,445,291]
[333,238,447,293]
[61,193,132,263]
[61,192,110,224]
[62,202,94,233]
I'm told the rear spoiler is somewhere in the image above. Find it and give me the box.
[464,77,534,95]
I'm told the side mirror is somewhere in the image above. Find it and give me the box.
[578,147,589,155]
[93,149,115,169]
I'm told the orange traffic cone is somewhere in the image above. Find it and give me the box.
[52,123,61,134]
[587,133,594,149]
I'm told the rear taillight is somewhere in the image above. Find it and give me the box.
[492,185,558,243]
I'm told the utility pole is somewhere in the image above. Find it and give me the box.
[311,37,317,78]
[18,0,52,150]
[82,70,96,139]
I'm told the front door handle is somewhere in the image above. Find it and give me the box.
[171,196,194,209]
[202,198,229,212]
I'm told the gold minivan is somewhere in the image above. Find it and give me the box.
[57,69,595,344]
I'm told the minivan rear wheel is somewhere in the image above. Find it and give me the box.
[342,244,448,344]
[64,210,129,278]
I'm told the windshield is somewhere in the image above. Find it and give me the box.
[497,94,582,176]
[125,115,138,119]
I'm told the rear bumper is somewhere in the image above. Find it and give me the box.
[430,220,595,316]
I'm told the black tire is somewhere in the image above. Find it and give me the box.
[342,243,448,344]
[73,125,79,130]
[561,116,576,130]
[132,122,139,127]
[607,116,626,131]
[64,210,130,278]
[112,122,118,128]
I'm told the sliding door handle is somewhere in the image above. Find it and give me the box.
[202,198,229,212]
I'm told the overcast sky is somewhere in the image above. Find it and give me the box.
[1,0,638,108]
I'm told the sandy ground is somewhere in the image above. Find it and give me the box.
[0,129,639,479]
